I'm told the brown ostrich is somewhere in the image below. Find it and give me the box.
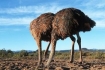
[45,8,96,67]
[30,13,54,67]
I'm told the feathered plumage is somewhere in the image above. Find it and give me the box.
[46,8,96,67]
[30,13,55,41]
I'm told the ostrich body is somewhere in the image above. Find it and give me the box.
[30,13,54,66]
[46,8,96,67]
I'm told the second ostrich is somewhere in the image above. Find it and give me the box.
[30,13,54,66]
[45,8,96,67]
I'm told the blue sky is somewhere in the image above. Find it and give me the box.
[0,0,105,51]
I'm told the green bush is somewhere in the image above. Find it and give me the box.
[18,50,28,57]
[55,52,69,59]
[0,49,7,57]
[92,51,104,59]
[7,50,14,57]
[0,49,105,60]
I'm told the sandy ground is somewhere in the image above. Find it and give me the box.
[0,58,105,70]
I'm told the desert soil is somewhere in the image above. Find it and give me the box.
[0,58,105,70]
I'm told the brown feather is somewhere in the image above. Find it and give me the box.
[52,8,96,40]
[30,13,55,41]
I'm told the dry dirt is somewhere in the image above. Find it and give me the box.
[0,58,105,70]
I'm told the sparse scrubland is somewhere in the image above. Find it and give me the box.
[0,49,105,70]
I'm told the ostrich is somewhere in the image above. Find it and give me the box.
[30,13,54,67]
[45,8,96,67]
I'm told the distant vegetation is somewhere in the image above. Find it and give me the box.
[0,49,105,60]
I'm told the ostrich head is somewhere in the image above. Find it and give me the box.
[85,15,96,28]
[74,9,96,32]
[83,15,96,32]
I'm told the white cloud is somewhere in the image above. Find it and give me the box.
[0,3,65,26]
[96,3,105,8]
[85,11,105,19]
[0,2,105,28]
[0,17,34,25]
[0,28,21,32]
[81,0,105,28]
[81,0,105,9]
[0,3,64,14]
[95,20,105,28]
[83,10,105,28]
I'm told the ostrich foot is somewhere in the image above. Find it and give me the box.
[78,61,82,64]
[78,59,83,64]
[70,61,73,63]
[70,60,73,63]
[36,63,44,70]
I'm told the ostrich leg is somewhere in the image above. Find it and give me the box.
[70,36,76,63]
[36,38,42,67]
[44,42,51,59]
[45,34,56,67]
[77,33,82,63]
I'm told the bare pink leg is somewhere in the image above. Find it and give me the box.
[70,36,76,63]
[45,34,56,67]
[36,38,42,67]
[44,42,51,59]
[77,33,82,63]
